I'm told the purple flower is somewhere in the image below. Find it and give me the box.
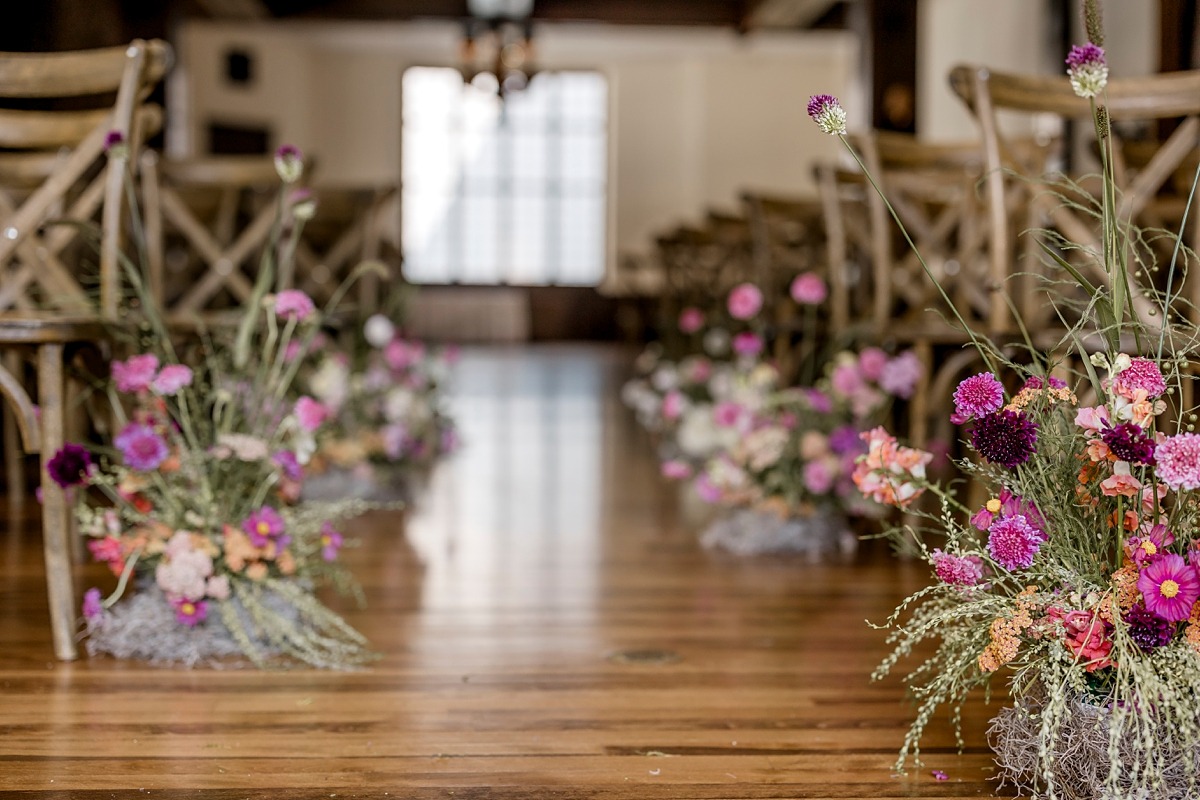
[931,549,984,587]
[1138,554,1200,622]
[242,506,288,548]
[952,373,1004,425]
[152,364,194,395]
[805,389,833,414]
[1113,357,1166,399]
[880,351,923,399]
[829,424,865,456]
[1102,422,1156,466]
[114,423,169,471]
[1123,604,1176,651]
[1156,433,1200,490]
[971,490,1045,534]
[694,474,722,504]
[858,348,888,381]
[103,130,125,153]
[319,522,343,562]
[987,514,1044,571]
[273,450,302,481]
[1066,42,1108,98]
[790,272,827,305]
[274,144,304,183]
[111,354,160,393]
[732,331,764,357]
[274,290,316,322]
[82,587,104,621]
[172,597,208,627]
[807,94,847,135]
[1021,375,1067,392]
[47,443,91,488]
[727,283,763,320]
[971,410,1038,468]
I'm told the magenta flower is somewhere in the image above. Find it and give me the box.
[971,489,1045,534]
[82,587,104,621]
[971,410,1038,468]
[802,460,835,495]
[47,443,91,488]
[713,401,745,428]
[320,522,344,562]
[931,549,984,587]
[987,514,1045,571]
[678,307,705,334]
[1102,422,1156,466]
[1138,554,1200,622]
[111,354,160,393]
[242,506,287,548]
[103,130,126,153]
[790,272,827,305]
[114,423,169,471]
[828,425,865,456]
[952,372,1004,425]
[274,290,316,322]
[1123,604,1177,650]
[274,144,304,183]
[1066,42,1108,98]
[732,331,764,357]
[880,351,923,399]
[807,94,847,135]
[385,339,421,371]
[273,450,302,481]
[1113,357,1166,399]
[858,348,888,381]
[172,597,208,627]
[694,474,722,504]
[1156,433,1200,490]
[152,364,194,395]
[727,283,763,320]
[805,388,833,414]
[294,396,330,432]
[661,459,693,480]
[1021,375,1068,392]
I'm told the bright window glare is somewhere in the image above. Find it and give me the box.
[402,67,608,286]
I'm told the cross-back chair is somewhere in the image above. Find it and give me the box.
[0,40,170,660]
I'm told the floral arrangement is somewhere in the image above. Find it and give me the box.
[812,1,1200,795]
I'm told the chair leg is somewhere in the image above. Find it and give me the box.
[3,351,24,517]
[37,343,78,661]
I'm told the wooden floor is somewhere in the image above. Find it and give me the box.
[0,344,1006,798]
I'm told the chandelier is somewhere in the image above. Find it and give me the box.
[461,0,536,96]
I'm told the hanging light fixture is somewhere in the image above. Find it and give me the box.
[462,0,536,96]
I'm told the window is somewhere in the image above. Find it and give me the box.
[401,67,608,286]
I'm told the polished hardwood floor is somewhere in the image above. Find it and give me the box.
[0,344,1003,798]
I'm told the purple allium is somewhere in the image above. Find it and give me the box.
[274,289,316,322]
[1113,357,1166,399]
[1102,422,1156,466]
[1066,42,1108,98]
[931,549,984,587]
[1156,433,1200,490]
[152,364,193,395]
[47,443,91,488]
[727,283,764,320]
[987,514,1044,571]
[172,597,208,627]
[880,351,923,399]
[103,130,125,151]
[274,144,304,183]
[114,423,169,471]
[971,410,1038,468]
[242,506,288,549]
[1138,554,1200,622]
[82,587,104,621]
[111,353,160,393]
[952,373,1004,425]
[807,94,847,136]
[319,522,344,562]
[829,424,865,456]
[790,272,827,305]
[1123,604,1177,651]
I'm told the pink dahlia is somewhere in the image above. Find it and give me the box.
[678,307,705,334]
[1113,357,1166,400]
[114,423,169,471]
[790,272,827,305]
[952,373,1004,425]
[1155,433,1200,490]
[931,549,984,587]
[1138,553,1200,622]
[987,514,1044,571]
[111,354,160,393]
[727,283,763,320]
[152,364,194,395]
[274,290,316,322]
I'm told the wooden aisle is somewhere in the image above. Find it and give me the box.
[0,344,1003,798]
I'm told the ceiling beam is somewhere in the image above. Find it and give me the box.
[273,0,744,26]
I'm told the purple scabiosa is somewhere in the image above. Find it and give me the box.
[807,94,847,136]
[931,549,984,587]
[1138,554,1200,622]
[151,364,194,395]
[731,331,764,357]
[274,144,304,183]
[828,424,865,456]
[1155,433,1200,490]
[114,423,169,471]
[1101,422,1156,466]
[952,372,1004,425]
[242,506,287,549]
[47,443,91,488]
[1123,604,1176,651]
[111,353,160,393]
[1066,43,1108,98]
[1020,375,1068,392]
[971,409,1038,468]
[319,522,344,562]
[1113,356,1166,399]
[272,450,303,481]
[987,514,1044,571]
[880,351,923,399]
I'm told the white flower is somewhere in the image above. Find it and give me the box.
[364,314,396,348]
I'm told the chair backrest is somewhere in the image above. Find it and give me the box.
[740,192,824,300]
[949,64,1200,330]
[0,40,170,318]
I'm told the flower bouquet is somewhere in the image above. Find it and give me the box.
[810,1,1200,794]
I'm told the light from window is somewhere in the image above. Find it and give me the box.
[402,67,607,286]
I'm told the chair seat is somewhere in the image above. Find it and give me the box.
[0,313,106,344]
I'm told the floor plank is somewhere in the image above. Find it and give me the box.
[0,344,1008,797]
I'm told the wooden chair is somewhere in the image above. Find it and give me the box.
[0,40,170,660]
[948,65,1200,335]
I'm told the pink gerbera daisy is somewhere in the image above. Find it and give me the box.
[1138,554,1200,622]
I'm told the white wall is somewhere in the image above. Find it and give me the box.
[172,20,858,272]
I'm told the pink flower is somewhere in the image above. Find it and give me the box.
[661,391,685,421]
[713,402,745,428]
[694,474,722,504]
[852,427,933,508]
[857,348,888,381]
[880,351,923,399]
[172,597,208,627]
[111,354,160,393]
[1075,405,1110,432]
[931,549,984,587]
[805,389,832,414]
[274,290,316,321]
[1114,357,1166,400]
[1100,461,1142,497]
[1048,608,1113,671]
[987,514,1044,571]
[727,283,763,320]
[802,460,835,495]
[294,396,330,432]
[678,307,705,334]
[1156,433,1200,490]
[385,339,422,371]
[320,522,344,562]
[152,364,193,395]
[807,94,847,136]
[831,363,865,397]
[114,423,169,471]
[82,587,105,621]
[732,331,763,357]
[789,272,827,305]
[242,506,287,548]
[661,459,693,480]
[951,373,1004,425]
[1138,554,1200,621]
